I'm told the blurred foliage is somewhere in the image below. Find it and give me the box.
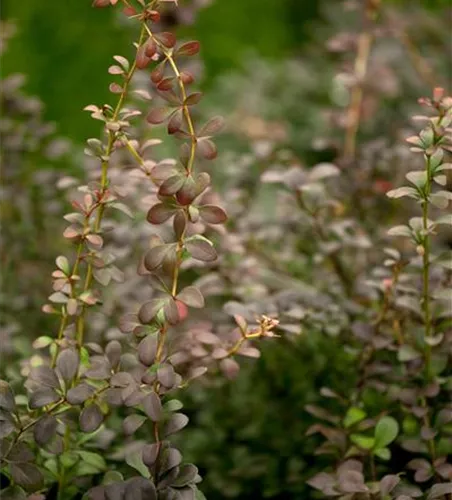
[0,0,322,144]
[1,0,447,144]
[177,334,355,499]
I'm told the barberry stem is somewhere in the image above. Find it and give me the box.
[75,24,147,348]
[343,0,381,163]
[422,156,432,379]
[144,24,197,173]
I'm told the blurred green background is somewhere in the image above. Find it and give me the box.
[1,0,321,142]
[3,0,445,144]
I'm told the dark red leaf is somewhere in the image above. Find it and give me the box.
[147,203,176,224]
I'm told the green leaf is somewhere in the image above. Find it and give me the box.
[374,416,399,449]
[60,451,79,469]
[103,470,124,484]
[406,170,427,188]
[195,488,207,500]
[163,399,183,412]
[350,434,375,450]
[430,148,444,170]
[78,451,107,472]
[343,407,367,428]
[0,486,27,500]
[374,447,391,460]
[125,447,150,478]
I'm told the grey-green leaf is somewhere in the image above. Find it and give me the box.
[374,416,399,449]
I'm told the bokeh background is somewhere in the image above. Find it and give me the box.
[2,0,448,144]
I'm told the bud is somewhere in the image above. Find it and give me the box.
[416,245,425,256]
[433,87,444,103]
[382,278,393,291]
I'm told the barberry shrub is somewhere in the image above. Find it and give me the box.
[0,1,277,499]
[305,90,452,499]
[1,1,451,500]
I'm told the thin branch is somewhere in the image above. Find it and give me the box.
[343,0,381,163]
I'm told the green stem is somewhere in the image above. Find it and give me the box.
[75,24,147,348]
[422,156,432,379]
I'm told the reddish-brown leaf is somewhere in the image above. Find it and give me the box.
[176,41,200,57]
[186,239,217,262]
[155,32,176,48]
[177,286,204,308]
[157,77,174,91]
[147,203,176,224]
[199,205,227,224]
[159,175,185,196]
[179,71,194,85]
[168,109,183,135]
[150,62,166,83]
[146,107,168,125]
[144,38,157,58]
[184,92,203,106]
[144,245,171,271]
[135,46,151,70]
[138,299,164,324]
[197,138,217,160]
[173,211,187,240]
